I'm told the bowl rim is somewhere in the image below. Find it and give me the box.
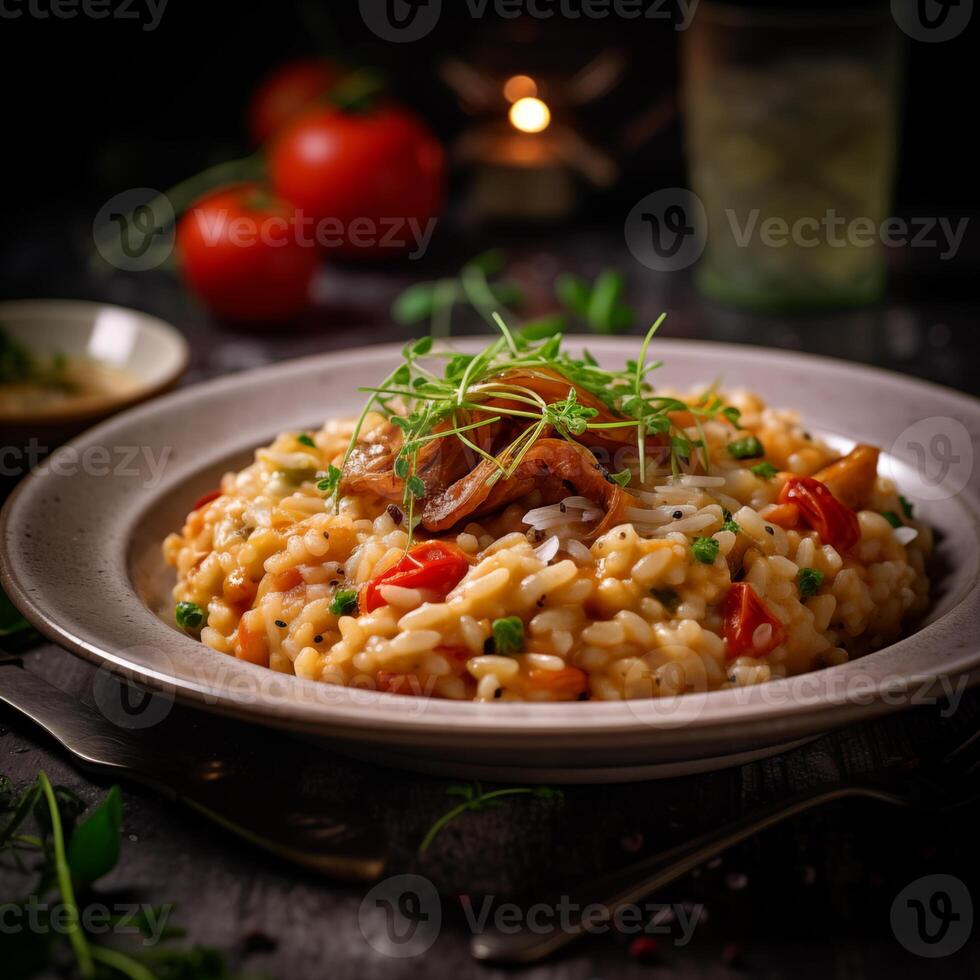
[0,298,190,424]
[2,336,979,745]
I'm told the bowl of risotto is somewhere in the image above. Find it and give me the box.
[2,331,978,780]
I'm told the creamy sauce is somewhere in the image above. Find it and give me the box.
[0,358,140,417]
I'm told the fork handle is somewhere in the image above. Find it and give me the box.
[471,782,894,964]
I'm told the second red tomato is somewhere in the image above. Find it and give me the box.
[268,104,445,260]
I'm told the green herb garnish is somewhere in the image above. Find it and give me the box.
[0,325,74,391]
[296,433,316,448]
[175,601,205,630]
[727,436,765,460]
[418,781,563,854]
[316,464,342,495]
[721,517,741,534]
[392,251,636,340]
[334,310,739,549]
[1,772,254,978]
[881,510,902,529]
[797,567,825,597]
[556,269,634,334]
[330,588,359,617]
[899,494,914,519]
[491,616,525,655]
[691,536,720,565]
[750,461,779,480]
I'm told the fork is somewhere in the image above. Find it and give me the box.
[0,650,387,882]
[471,728,980,964]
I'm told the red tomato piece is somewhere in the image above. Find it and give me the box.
[268,104,445,260]
[247,59,343,146]
[176,182,317,323]
[192,488,223,512]
[723,583,785,659]
[361,541,470,613]
[778,476,860,553]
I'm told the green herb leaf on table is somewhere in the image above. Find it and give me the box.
[67,785,122,885]
[1,772,261,980]
[418,781,564,854]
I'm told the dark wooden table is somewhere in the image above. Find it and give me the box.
[2,223,979,978]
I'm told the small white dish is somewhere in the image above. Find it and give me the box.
[0,299,189,445]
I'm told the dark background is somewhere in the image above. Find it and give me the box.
[2,0,977,281]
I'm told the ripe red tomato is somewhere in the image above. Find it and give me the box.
[723,583,785,659]
[268,104,445,260]
[247,59,343,146]
[361,541,470,612]
[176,183,317,323]
[778,476,860,553]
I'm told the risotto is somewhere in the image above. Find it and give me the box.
[163,329,931,702]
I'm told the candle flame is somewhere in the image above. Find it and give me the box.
[509,96,551,134]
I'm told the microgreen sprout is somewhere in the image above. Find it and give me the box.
[333,313,741,549]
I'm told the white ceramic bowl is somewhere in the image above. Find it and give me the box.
[0,299,189,445]
[2,338,978,782]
